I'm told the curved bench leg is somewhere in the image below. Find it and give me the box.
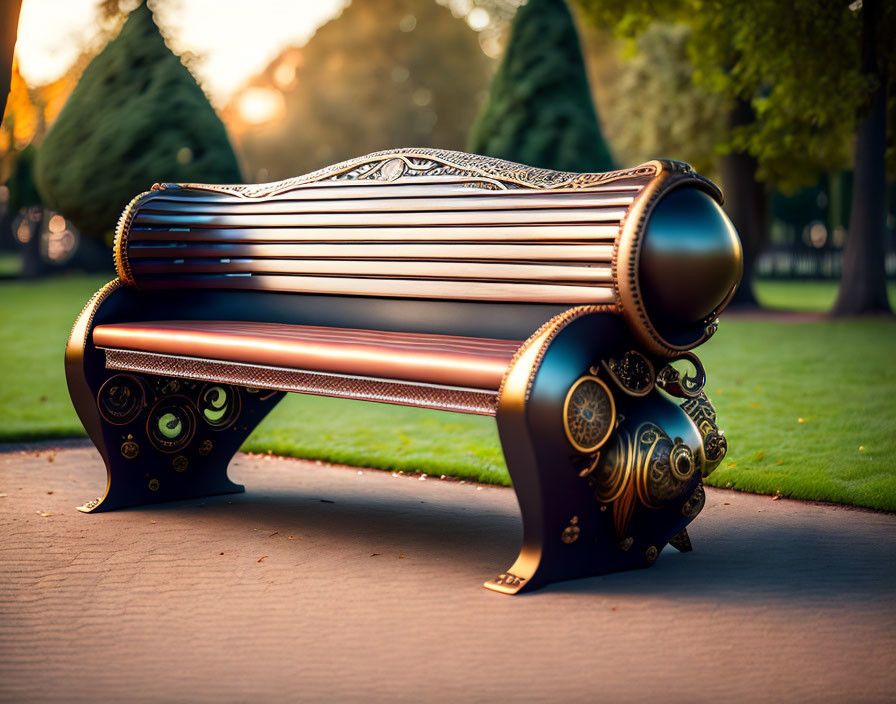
[72,366,283,513]
[486,309,716,594]
[65,281,287,513]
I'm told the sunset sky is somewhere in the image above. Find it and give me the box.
[14,0,351,104]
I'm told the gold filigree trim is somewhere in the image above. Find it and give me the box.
[163,149,662,198]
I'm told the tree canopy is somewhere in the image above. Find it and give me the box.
[579,0,894,191]
[229,0,495,182]
[34,2,241,241]
[580,0,893,313]
[468,0,614,173]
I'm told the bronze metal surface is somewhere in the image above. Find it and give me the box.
[103,349,498,416]
[94,320,522,391]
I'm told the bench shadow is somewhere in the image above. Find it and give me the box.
[131,487,895,604]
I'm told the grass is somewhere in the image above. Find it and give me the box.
[755,279,896,312]
[1,274,894,510]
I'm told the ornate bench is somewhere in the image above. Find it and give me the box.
[66,149,742,594]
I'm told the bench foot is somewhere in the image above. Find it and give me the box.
[490,309,717,594]
[668,528,693,553]
[70,363,284,512]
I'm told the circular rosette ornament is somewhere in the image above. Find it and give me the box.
[563,376,616,454]
[97,374,145,425]
[147,397,196,453]
[197,384,240,430]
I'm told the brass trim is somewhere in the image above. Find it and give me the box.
[113,190,154,285]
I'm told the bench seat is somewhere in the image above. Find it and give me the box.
[92,321,523,414]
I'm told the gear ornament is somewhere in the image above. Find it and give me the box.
[563,376,616,454]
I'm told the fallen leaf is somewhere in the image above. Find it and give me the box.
[269,532,279,537]
[258,556,267,562]
[775,459,784,466]
[0,494,7,498]
[727,462,738,468]
[150,520,157,524]
[722,502,730,506]
[755,451,765,461]
[398,554,406,559]
[40,512,51,517]
[772,492,783,501]
[287,535,296,540]
[219,552,224,556]
[370,553,380,557]
[47,454,55,462]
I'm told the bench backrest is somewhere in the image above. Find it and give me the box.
[113,149,741,355]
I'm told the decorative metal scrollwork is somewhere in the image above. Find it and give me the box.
[97,374,145,425]
[588,422,700,538]
[680,391,727,475]
[657,351,706,398]
[681,484,706,519]
[563,376,616,454]
[147,396,196,453]
[198,384,240,430]
[602,351,655,397]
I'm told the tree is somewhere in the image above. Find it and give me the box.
[6,144,46,278]
[468,0,614,173]
[578,0,894,313]
[831,0,890,315]
[34,2,241,243]
[584,22,725,175]
[228,0,495,181]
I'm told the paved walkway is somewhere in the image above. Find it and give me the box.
[1,441,894,703]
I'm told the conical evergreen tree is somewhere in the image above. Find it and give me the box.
[35,3,241,241]
[467,0,614,173]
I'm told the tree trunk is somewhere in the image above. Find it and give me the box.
[1,0,22,119]
[19,206,47,279]
[831,0,891,316]
[718,98,768,307]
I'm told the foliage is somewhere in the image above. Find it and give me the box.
[229,0,494,182]
[593,22,725,175]
[34,3,240,241]
[3,275,896,510]
[578,0,896,193]
[468,0,614,172]
[6,144,41,210]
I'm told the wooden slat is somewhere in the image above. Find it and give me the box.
[134,273,617,304]
[131,207,629,229]
[139,191,635,216]
[126,242,615,261]
[129,258,614,283]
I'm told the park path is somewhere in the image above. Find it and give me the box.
[1,441,894,703]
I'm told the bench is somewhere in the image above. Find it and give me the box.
[66,148,742,594]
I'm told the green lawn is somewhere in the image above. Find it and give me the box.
[2,275,894,510]
[756,279,896,312]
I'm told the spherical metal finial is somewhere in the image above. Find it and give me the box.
[638,188,743,345]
